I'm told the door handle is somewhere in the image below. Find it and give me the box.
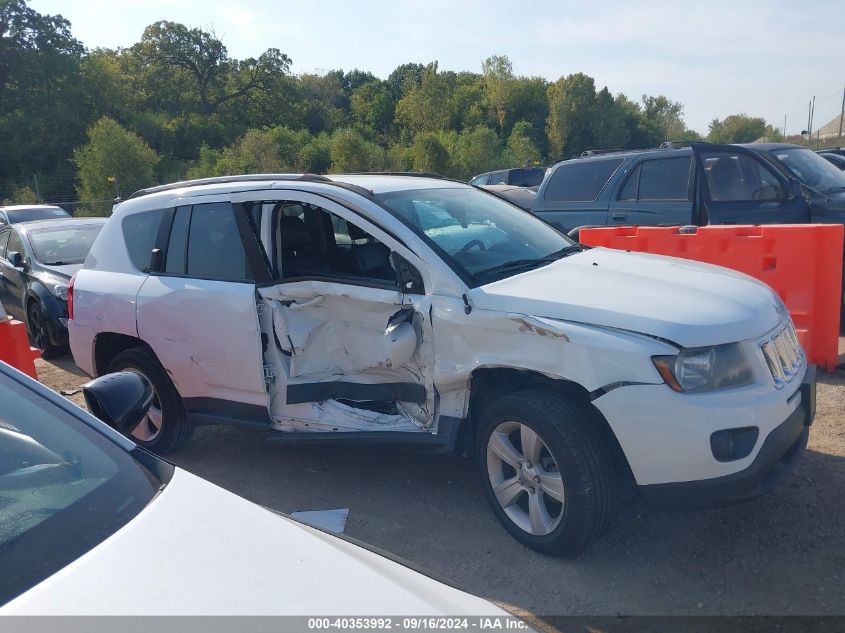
[611,213,628,221]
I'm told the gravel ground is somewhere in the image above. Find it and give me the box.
[35,339,845,619]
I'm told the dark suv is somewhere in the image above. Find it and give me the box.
[531,143,845,237]
[469,167,546,187]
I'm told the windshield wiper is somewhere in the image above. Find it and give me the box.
[42,260,75,266]
[472,245,583,281]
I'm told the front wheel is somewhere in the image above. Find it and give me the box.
[476,389,618,556]
[28,301,64,359]
[107,347,192,453]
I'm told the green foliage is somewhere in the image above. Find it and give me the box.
[708,114,767,143]
[1,184,38,205]
[73,117,159,214]
[3,3,791,197]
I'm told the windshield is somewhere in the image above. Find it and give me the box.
[6,207,69,223]
[0,371,168,605]
[376,187,577,284]
[768,148,845,193]
[28,223,104,265]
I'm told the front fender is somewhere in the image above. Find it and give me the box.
[431,297,677,418]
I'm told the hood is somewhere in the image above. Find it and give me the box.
[469,248,781,348]
[4,468,506,616]
[38,262,81,279]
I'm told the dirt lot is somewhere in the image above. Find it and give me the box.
[36,343,845,618]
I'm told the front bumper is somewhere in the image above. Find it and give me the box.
[638,365,816,509]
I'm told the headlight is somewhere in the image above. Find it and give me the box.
[51,283,69,301]
[652,344,754,393]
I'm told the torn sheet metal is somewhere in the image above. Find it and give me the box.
[290,508,349,534]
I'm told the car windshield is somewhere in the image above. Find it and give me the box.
[376,187,577,284]
[6,207,69,223]
[768,148,845,193]
[0,371,167,605]
[28,223,104,265]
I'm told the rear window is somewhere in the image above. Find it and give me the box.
[543,159,624,202]
[5,207,70,223]
[508,169,545,187]
[122,209,166,272]
[619,157,691,201]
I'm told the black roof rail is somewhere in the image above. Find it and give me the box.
[579,149,629,157]
[128,173,332,199]
[342,171,448,179]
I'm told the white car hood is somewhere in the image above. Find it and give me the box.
[469,247,780,348]
[4,468,506,616]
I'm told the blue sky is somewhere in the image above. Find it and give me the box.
[31,0,844,136]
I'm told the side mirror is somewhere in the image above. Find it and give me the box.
[787,178,803,200]
[7,251,26,270]
[82,372,154,435]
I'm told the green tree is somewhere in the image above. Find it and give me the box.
[394,62,451,136]
[330,128,384,172]
[707,114,767,143]
[138,21,291,115]
[504,121,540,166]
[73,117,159,214]
[452,126,501,178]
[591,88,630,149]
[641,95,686,142]
[410,133,450,174]
[350,81,395,135]
[0,0,87,180]
[482,55,514,133]
[547,73,596,159]
[1,184,38,205]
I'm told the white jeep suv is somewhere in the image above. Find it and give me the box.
[69,174,815,554]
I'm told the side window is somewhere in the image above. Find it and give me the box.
[0,230,10,259]
[186,202,251,281]
[123,209,166,272]
[618,164,640,201]
[637,157,691,200]
[702,153,783,202]
[543,159,624,202]
[278,201,403,287]
[164,206,191,275]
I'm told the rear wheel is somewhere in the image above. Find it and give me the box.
[107,348,192,453]
[476,389,618,556]
[28,301,63,359]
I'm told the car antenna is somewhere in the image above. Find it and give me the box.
[462,294,472,315]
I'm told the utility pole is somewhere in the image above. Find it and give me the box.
[784,115,787,139]
[32,174,41,203]
[808,100,812,135]
[839,83,844,140]
[810,95,816,136]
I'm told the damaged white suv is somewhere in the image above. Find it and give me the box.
[69,174,815,555]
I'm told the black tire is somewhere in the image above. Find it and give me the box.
[28,301,64,359]
[475,389,618,556]
[107,347,192,453]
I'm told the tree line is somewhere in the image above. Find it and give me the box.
[0,0,785,212]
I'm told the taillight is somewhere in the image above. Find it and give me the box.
[68,273,76,320]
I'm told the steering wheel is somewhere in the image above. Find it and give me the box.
[460,239,486,252]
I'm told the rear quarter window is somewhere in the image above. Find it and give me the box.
[122,209,166,272]
[543,159,624,202]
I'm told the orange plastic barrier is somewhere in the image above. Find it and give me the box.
[0,316,40,379]
[580,224,844,372]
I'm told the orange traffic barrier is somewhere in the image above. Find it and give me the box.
[0,309,40,380]
[580,224,844,372]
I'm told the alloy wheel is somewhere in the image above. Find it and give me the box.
[486,421,565,536]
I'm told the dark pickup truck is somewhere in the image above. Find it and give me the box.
[521,143,845,238]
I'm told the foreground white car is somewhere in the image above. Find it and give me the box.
[68,174,815,554]
[0,362,509,616]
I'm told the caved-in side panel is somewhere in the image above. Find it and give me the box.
[257,283,436,432]
[430,296,675,419]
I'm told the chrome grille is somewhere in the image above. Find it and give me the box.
[761,321,803,389]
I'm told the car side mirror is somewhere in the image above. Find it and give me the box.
[787,178,803,200]
[82,372,154,435]
[8,251,26,270]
